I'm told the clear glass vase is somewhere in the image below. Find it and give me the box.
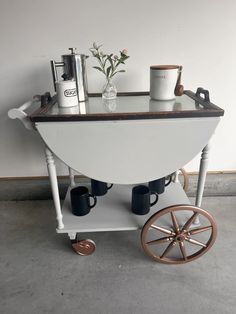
[102,80,117,100]
[103,98,117,112]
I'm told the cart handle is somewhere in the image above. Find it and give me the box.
[195,87,210,102]
[8,95,41,130]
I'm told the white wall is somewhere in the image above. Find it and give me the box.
[0,0,235,177]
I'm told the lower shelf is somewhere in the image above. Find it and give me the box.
[57,182,191,234]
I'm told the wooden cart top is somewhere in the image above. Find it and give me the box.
[30,90,224,122]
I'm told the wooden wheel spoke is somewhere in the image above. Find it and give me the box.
[170,212,179,232]
[150,224,175,236]
[179,241,187,261]
[160,241,176,259]
[188,225,212,235]
[146,236,173,246]
[182,212,199,231]
[186,237,207,248]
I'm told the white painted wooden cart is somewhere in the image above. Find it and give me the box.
[8,89,224,264]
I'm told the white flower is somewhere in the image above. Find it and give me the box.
[121,49,128,55]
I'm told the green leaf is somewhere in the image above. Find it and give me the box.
[103,56,108,67]
[111,69,126,78]
[107,55,114,71]
[106,66,111,77]
[93,66,104,73]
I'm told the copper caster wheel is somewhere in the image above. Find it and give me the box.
[141,205,217,264]
[72,239,96,256]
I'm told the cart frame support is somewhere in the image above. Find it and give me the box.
[45,147,64,230]
[193,144,210,224]
[195,144,210,207]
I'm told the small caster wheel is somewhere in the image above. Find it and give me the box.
[72,239,96,256]
[141,205,217,264]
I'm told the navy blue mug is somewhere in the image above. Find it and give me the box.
[149,175,172,194]
[70,186,97,216]
[131,185,158,215]
[91,179,113,196]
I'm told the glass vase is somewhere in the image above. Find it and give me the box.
[102,80,117,100]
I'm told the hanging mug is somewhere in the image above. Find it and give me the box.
[91,179,113,196]
[70,186,97,216]
[149,175,173,194]
[131,185,159,215]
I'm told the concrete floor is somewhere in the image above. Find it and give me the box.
[0,197,236,314]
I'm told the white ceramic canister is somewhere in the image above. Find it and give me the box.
[150,65,181,100]
[56,80,78,108]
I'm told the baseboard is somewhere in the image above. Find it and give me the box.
[0,173,235,201]
[184,172,236,197]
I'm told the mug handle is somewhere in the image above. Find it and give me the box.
[107,183,113,190]
[165,174,173,187]
[150,192,159,207]
[89,194,97,209]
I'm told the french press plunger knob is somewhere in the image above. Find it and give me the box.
[68,48,77,54]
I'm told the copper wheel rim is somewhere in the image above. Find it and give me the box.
[72,239,96,256]
[180,168,189,192]
[141,205,217,264]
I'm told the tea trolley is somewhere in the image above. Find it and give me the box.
[8,88,224,264]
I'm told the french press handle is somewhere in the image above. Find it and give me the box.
[50,60,64,91]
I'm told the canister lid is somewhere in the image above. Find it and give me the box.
[150,65,180,70]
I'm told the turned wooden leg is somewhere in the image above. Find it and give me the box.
[45,147,64,230]
[194,144,210,224]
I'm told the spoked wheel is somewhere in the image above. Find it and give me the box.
[141,205,217,264]
[72,239,96,256]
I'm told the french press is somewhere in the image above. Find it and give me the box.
[51,48,88,102]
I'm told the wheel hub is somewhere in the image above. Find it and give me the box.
[175,233,186,242]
